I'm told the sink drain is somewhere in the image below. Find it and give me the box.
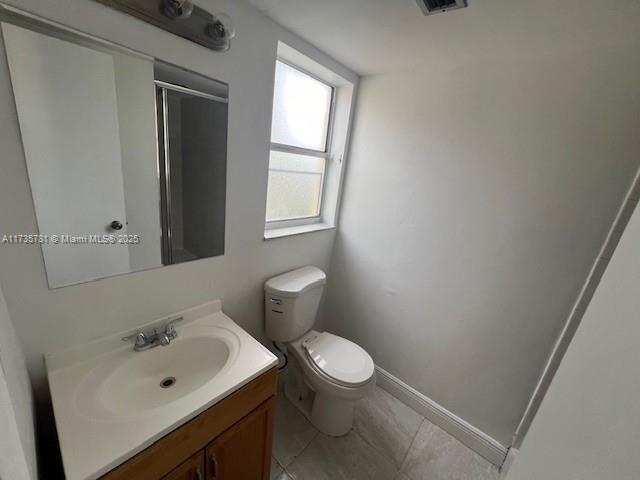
[160,376,176,389]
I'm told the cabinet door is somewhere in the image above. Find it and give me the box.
[206,397,276,480]
[162,451,205,480]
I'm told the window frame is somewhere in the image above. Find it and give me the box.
[265,58,337,228]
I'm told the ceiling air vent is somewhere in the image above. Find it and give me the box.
[416,0,468,16]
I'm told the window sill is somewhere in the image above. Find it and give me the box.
[264,222,335,240]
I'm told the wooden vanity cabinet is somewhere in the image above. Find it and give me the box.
[100,368,277,480]
[205,399,274,479]
[162,451,205,480]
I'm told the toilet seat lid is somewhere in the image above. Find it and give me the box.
[302,332,374,387]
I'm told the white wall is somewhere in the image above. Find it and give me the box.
[0,283,37,480]
[323,43,640,446]
[506,188,640,479]
[113,52,163,272]
[2,22,132,287]
[0,0,356,397]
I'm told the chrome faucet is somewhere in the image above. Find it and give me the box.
[122,317,183,352]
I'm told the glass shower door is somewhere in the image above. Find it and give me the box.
[156,83,228,265]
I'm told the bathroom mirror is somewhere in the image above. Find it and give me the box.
[1,14,228,288]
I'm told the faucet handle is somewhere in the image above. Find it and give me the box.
[164,316,183,337]
[122,332,147,347]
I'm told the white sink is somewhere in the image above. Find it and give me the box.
[74,324,240,420]
[46,300,278,480]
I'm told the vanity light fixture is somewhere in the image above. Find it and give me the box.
[161,0,235,51]
[162,0,194,19]
[95,0,236,52]
[205,12,236,52]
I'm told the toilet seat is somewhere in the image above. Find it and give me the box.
[302,332,374,388]
[285,330,376,436]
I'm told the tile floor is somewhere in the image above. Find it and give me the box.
[270,385,501,480]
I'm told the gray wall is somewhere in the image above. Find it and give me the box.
[0,283,37,480]
[506,185,640,479]
[0,0,356,398]
[323,43,640,446]
[511,172,640,447]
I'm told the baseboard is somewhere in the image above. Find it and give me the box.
[375,366,508,467]
[499,448,518,478]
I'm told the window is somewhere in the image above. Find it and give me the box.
[266,60,334,224]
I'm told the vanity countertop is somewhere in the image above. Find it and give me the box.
[45,300,278,480]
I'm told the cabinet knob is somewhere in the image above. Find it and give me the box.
[110,220,123,230]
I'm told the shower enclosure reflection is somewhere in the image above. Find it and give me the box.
[156,81,228,265]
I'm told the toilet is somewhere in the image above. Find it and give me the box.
[265,266,375,436]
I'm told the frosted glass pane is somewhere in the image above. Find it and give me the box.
[271,61,332,151]
[266,150,325,221]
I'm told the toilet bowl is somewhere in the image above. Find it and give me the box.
[264,266,375,436]
[285,330,375,436]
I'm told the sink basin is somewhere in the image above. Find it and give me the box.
[46,300,278,480]
[74,323,240,421]
[99,336,230,415]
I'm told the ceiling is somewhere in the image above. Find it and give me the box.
[249,0,640,76]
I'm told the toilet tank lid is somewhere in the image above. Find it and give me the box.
[265,266,326,298]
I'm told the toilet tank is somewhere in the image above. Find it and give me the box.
[264,266,326,342]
